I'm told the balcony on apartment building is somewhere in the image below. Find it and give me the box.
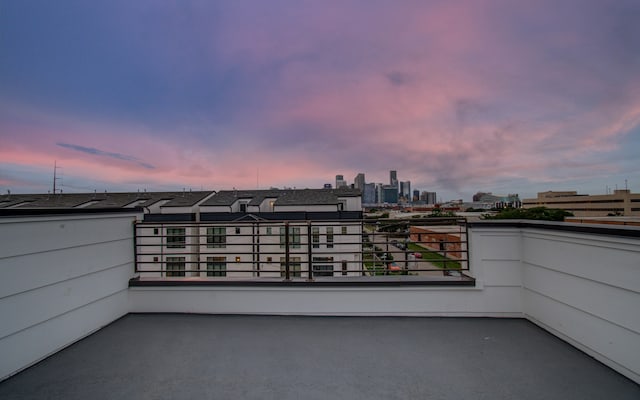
[0,210,639,399]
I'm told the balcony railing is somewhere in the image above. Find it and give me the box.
[133,217,470,281]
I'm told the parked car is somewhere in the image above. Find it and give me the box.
[387,262,402,272]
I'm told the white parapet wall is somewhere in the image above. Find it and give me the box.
[1,214,638,384]
[0,211,141,381]
[469,220,640,384]
[519,223,640,384]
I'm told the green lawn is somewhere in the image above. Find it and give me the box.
[406,243,461,269]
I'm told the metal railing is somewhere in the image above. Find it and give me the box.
[133,217,469,281]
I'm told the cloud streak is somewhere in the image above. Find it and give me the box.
[56,143,155,169]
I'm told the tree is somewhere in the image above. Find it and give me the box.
[482,207,573,221]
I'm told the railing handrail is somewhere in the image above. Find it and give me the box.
[134,217,470,280]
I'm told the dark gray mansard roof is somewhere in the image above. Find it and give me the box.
[201,189,361,207]
[0,189,360,210]
[0,191,212,209]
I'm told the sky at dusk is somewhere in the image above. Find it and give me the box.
[1,0,639,201]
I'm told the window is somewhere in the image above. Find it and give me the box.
[326,227,334,248]
[279,226,301,248]
[266,227,272,235]
[207,227,226,248]
[280,257,301,277]
[291,227,301,249]
[206,257,226,277]
[312,227,320,248]
[166,228,185,248]
[341,226,347,235]
[166,256,185,277]
[313,257,333,277]
[235,227,241,234]
[240,203,247,212]
[153,228,159,235]
[341,260,348,276]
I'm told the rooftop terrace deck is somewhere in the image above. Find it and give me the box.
[1,314,638,400]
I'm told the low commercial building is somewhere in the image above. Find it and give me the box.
[522,190,640,217]
[409,225,464,259]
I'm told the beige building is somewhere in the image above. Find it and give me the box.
[522,190,640,217]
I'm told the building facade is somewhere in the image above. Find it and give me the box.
[363,183,376,205]
[522,190,640,217]
[420,191,437,205]
[335,175,347,188]
[136,189,363,279]
[390,170,398,187]
[354,173,365,190]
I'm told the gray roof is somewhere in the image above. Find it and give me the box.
[200,189,361,207]
[0,191,212,209]
[0,189,360,210]
[2,314,638,400]
[201,190,281,207]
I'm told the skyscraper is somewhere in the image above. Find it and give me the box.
[363,183,376,204]
[335,175,347,188]
[400,181,411,200]
[382,185,399,204]
[420,191,437,204]
[354,173,365,190]
[389,170,398,187]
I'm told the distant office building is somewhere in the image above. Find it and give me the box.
[390,170,398,188]
[412,190,420,202]
[382,185,399,204]
[522,190,640,217]
[363,183,376,205]
[420,191,437,204]
[354,173,365,190]
[335,175,347,188]
[399,181,411,201]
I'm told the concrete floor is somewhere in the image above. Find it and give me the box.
[1,314,638,400]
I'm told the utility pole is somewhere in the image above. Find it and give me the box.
[53,161,62,194]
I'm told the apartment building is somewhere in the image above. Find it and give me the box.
[137,189,363,279]
[522,189,640,217]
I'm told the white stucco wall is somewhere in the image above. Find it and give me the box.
[0,212,140,381]
[2,215,638,384]
[129,224,522,316]
[469,221,640,383]
[519,225,640,384]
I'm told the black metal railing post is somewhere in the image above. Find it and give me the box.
[133,221,139,274]
[307,221,314,281]
[284,222,291,281]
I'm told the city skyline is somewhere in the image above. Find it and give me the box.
[1,1,639,201]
